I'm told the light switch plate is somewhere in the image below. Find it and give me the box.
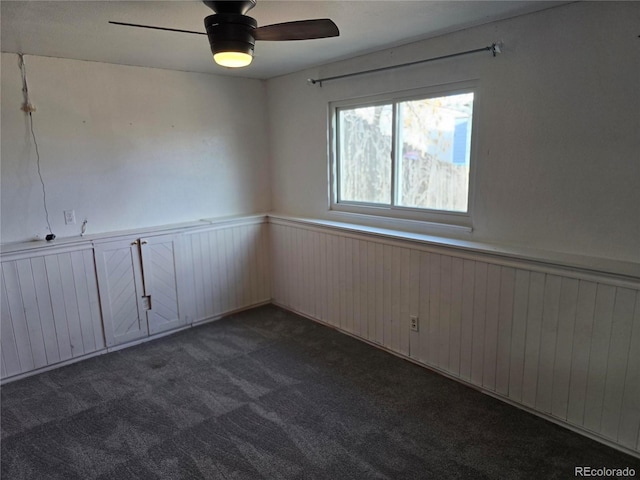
[64,210,76,225]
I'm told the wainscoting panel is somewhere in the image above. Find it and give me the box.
[269,219,640,455]
[1,247,104,378]
[182,220,271,324]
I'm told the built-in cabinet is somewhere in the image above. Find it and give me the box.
[94,233,186,347]
[139,234,187,335]
[1,216,270,379]
[94,237,146,346]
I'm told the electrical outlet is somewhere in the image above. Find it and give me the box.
[410,315,419,332]
[64,210,76,225]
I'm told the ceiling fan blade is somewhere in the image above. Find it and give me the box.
[109,21,206,36]
[254,19,338,41]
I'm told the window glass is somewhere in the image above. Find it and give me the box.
[338,104,393,204]
[397,93,473,211]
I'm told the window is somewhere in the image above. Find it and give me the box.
[331,83,477,228]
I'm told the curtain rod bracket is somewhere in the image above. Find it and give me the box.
[308,42,503,85]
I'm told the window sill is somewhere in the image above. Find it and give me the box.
[327,209,473,235]
[267,213,640,283]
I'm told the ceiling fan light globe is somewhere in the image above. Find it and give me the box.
[214,51,253,68]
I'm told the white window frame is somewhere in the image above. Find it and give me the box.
[329,81,479,230]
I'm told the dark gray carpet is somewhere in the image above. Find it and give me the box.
[1,305,638,479]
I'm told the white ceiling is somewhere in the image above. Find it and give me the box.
[1,0,567,79]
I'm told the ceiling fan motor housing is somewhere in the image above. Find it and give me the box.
[204,14,257,58]
[203,1,257,15]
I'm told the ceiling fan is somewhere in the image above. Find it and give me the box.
[109,0,339,68]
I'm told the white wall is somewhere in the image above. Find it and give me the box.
[266,2,640,263]
[1,54,271,244]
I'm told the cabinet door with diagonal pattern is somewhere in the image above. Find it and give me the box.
[139,234,186,335]
[94,239,147,346]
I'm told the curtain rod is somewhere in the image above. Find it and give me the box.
[307,43,502,86]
